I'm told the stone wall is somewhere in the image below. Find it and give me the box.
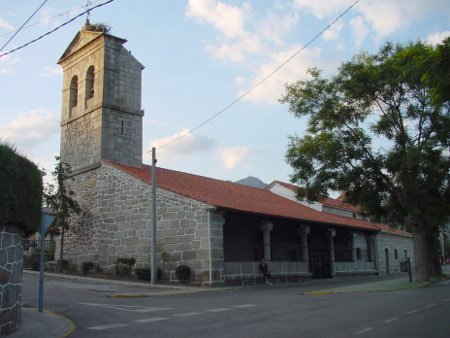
[59,162,223,285]
[0,226,23,335]
[376,232,415,275]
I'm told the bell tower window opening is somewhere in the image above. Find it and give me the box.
[121,121,124,135]
[69,75,78,115]
[85,66,95,103]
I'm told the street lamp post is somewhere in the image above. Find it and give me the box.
[39,212,56,312]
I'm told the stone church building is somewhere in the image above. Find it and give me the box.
[57,23,414,285]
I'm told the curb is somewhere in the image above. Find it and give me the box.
[45,309,76,338]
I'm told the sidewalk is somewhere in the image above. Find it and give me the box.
[12,269,449,338]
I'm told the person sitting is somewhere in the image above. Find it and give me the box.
[258,258,272,285]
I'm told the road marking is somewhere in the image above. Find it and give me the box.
[205,308,232,312]
[233,304,257,308]
[134,317,169,323]
[355,327,373,335]
[406,309,420,315]
[173,312,203,317]
[383,317,398,323]
[79,302,173,313]
[425,303,437,308]
[87,323,129,330]
[443,298,450,302]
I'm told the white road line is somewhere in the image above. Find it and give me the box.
[425,303,437,308]
[79,302,173,313]
[406,309,420,315]
[233,304,257,308]
[355,327,373,335]
[205,308,232,312]
[173,312,203,317]
[383,317,398,323]
[443,298,450,302]
[87,323,129,330]
[134,317,169,323]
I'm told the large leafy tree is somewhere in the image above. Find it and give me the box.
[44,157,82,272]
[281,39,450,282]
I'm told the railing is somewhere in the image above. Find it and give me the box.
[23,239,56,255]
[224,261,310,280]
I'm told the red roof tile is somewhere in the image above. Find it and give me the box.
[108,161,381,232]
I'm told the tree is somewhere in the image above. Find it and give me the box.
[44,157,82,272]
[280,39,450,283]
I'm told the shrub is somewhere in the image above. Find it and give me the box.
[0,142,42,236]
[115,257,136,276]
[82,261,95,274]
[175,265,191,283]
[135,268,162,281]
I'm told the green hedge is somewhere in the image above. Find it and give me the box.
[0,142,42,236]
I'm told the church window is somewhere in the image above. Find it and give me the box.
[69,75,78,114]
[85,66,95,103]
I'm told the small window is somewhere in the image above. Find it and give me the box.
[69,75,78,115]
[85,66,95,103]
[404,249,408,260]
[394,249,398,259]
[356,248,361,260]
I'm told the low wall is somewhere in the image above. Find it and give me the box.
[335,261,377,275]
[0,226,23,335]
[224,261,310,280]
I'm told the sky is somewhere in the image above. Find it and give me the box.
[0,0,449,186]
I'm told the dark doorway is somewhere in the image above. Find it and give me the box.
[308,230,331,278]
[385,248,390,274]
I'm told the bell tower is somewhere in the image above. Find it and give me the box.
[58,21,144,172]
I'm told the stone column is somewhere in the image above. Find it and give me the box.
[351,232,357,262]
[371,234,378,270]
[328,228,336,277]
[299,226,310,263]
[260,222,273,261]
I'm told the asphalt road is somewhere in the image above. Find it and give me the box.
[22,274,450,338]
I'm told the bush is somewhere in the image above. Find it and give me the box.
[175,265,191,283]
[82,261,95,274]
[0,142,42,236]
[135,268,162,281]
[115,257,136,276]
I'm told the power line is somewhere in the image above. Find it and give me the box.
[0,0,49,52]
[0,0,114,59]
[156,0,360,151]
[0,0,105,39]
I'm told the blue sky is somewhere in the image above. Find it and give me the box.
[0,0,449,185]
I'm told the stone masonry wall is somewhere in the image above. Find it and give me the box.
[60,162,223,284]
[376,232,415,275]
[0,226,23,336]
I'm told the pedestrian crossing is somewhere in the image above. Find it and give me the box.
[81,303,258,331]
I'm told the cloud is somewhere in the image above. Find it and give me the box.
[322,18,344,41]
[258,11,299,45]
[219,146,250,169]
[292,0,349,19]
[0,68,13,75]
[147,128,217,161]
[239,45,321,104]
[0,109,59,149]
[427,31,450,45]
[350,16,369,47]
[40,66,62,78]
[0,17,14,31]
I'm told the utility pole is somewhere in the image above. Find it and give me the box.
[151,147,157,285]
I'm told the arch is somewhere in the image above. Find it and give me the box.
[69,75,78,115]
[85,65,95,103]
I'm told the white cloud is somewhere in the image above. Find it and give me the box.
[427,31,450,45]
[322,18,344,41]
[0,109,59,149]
[0,68,13,75]
[0,17,14,31]
[240,45,321,104]
[186,0,249,38]
[292,0,350,19]
[40,66,62,78]
[350,16,369,47]
[219,146,250,169]
[146,128,216,162]
[258,11,299,45]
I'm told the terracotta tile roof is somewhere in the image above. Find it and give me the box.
[108,161,381,232]
[266,180,411,237]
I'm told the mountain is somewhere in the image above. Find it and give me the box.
[234,176,268,189]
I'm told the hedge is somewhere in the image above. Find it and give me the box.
[0,142,42,236]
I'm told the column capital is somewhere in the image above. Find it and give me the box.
[260,222,273,232]
[299,226,310,235]
[328,228,336,237]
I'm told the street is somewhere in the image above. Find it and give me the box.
[21,273,450,338]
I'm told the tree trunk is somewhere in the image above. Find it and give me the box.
[59,227,65,273]
[409,220,430,283]
[425,226,442,277]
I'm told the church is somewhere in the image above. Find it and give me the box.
[57,22,414,286]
